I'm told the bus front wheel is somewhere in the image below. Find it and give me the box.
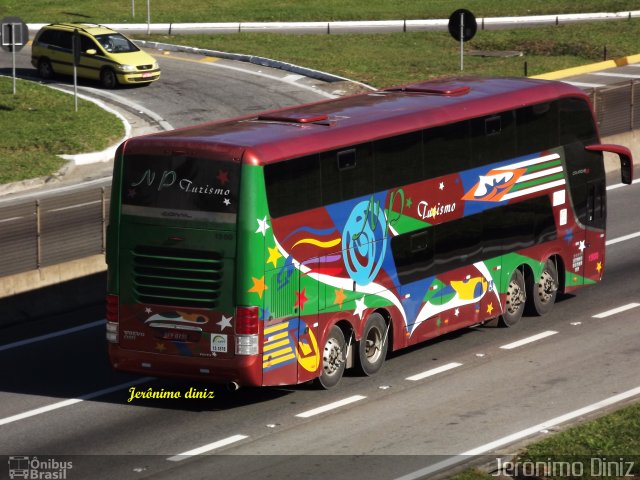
[316,325,346,389]
[358,313,388,376]
[498,269,526,327]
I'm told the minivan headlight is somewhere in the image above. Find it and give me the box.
[120,64,137,72]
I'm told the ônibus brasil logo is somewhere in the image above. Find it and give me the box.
[8,456,73,479]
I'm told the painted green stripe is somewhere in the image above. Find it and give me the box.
[512,172,565,192]
[525,159,562,174]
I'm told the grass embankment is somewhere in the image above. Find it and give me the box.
[144,18,640,87]
[6,0,639,22]
[0,77,123,184]
[449,402,640,479]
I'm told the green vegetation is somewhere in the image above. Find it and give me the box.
[145,18,640,87]
[448,402,640,479]
[0,77,124,184]
[4,0,638,23]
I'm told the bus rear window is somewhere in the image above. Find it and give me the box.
[121,154,239,221]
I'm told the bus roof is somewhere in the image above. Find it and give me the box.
[123,76,590,165]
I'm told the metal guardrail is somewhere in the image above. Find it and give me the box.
[0,187,110,277]
[0,81,637,279]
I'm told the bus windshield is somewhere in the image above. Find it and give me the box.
[121,154,239,223]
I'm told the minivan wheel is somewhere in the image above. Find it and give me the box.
[100,68,118,89]
[37,58,54,79]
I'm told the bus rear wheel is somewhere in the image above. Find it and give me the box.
[358,313,388,376]
[316,325,346,389]
[498,269,526,327]
[527,259,559,316]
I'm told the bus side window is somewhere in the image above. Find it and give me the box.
[321,143,374,205]
[470,111,516,166]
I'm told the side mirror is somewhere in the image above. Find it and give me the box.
[86,48,97,55]
[585,144,634,185]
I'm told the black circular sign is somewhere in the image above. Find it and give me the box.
[448,9,477,42]
[1,16,29,52]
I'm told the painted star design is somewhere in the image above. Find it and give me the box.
[216,169,229,185]
[487,303,494,315]
[155,343,166,352]
[577,240,586,252]
[294,288,309,312]
[144,307,152,314]
[596,261,602,273]
[406,197,413,208]
[266,245,282,268]
[217,315,232,331]
[256,216,270,236]
[223,198,231,206]
[248,276,267,299]
[454,308,460,317]
[353,297,367,320]
[439,182,445,190]
[334,288,346,309]
[128,188,137,198]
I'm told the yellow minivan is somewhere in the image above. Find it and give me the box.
[31,23,160,88]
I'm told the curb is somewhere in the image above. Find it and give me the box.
[532,53,640,80]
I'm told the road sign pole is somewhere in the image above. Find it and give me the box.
[460,12,464,71]
[12,24,17,94]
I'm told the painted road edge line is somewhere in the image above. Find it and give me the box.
[593,303,640,318]
[167,434,248,462]
[500,330,558,350]
[406,362,463,381]
[393,385,640,480]
[0,377,153,427]
[0,320,106,353]
[295,395,366,418]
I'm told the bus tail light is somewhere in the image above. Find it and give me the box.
[235,306,260,355]
[106,294,119,344]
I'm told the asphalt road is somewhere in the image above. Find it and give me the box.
[2,44,640,480]
[0,177,638,480]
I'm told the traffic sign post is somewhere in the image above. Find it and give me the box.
[1,16,29,95]
[72,29,81,111]
[448,9,477,71]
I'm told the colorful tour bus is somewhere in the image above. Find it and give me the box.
[106,77,633,389]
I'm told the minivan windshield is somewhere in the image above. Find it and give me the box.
[94,33,139,53]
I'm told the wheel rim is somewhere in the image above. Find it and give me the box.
[506,278,525,314]
[538,269,557,304]
[323,337,343,377]
[364,326,382,364]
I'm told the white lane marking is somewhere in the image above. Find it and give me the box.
[563,81,606,88]
[606,231,640,246]
[406,362,463,381]
[593,72,640,79]
[49,200,102,213]
[500,330,558,350]
[393,385,640,480]
[592,303,640,318]
[167,434,248,462]
[0,377,153,427]
[206,61,337,99]
[295,395,366,418]
[0,320,105,353]
[282,73,305,82]
[606,178,640,190]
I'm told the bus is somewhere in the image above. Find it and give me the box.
[106,76,633,389]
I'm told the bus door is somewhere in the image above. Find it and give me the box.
[295,257,321,384]
[582,178,606,282]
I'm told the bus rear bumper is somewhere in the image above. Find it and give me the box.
[108,344,263,388]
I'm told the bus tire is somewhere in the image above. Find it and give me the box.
[358,313,388,376]
[498,268,526,327]
[316,325,346,389]
[527,259,559,316]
